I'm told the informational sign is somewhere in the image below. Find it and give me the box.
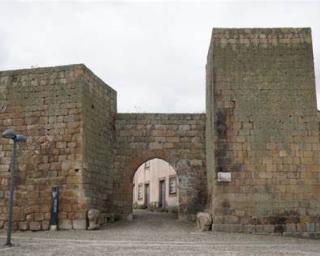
[49,186,59,230]
[217,172,232,182]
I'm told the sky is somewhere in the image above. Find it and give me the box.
[0,1,319,113]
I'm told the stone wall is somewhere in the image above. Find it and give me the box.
[0,65,84,231]
[0,64,117,231]
[81,68,117,225]
[1,26,319,236]
[206,28,320,235]
[0,64,206,230]
[113,113,206,220]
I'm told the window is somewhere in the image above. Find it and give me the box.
[144,161,150,170]
[138,184,143,200]
[169,176,177,195]
[133,183,135,201]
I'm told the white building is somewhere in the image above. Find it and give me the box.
[133,158,178,209]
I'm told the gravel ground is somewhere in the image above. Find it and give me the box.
[0,210,319,256]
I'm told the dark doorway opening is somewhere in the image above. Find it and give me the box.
[144,183,150,208]
[159,179,165,208]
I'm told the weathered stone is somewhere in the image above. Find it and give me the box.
[126,214,133,221]
[306,223,315,233]
[19,222,28,231]
[34,213,44,221]
[87,209,100,230]
[212,224,243,233]
[59,219,72,230]
[297,223,307,233]
[212,224,225,232]
[114,113,206,218]
[72,219,87,230]
[196,212,212,231]
[0,28,319,237]
[285,224,296,233]
[30,222,41,231]
[206,28,320,235]
[42,220,50,230]
[243,225,256,233]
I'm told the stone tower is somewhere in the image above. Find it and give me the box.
[206,28,320,234]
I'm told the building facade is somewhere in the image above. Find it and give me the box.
[133,158,178,209]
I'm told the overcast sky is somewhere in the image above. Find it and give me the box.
[0,1,319,113]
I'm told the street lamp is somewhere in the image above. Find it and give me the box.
[2,129,27,246]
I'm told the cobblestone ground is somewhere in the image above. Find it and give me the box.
[0,210,319,256]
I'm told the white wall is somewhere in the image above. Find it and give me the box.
[133,158,178,208]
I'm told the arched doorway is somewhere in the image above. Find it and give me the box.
[113,113,207,221]
[132,158,179,215]
[113,149,206,221]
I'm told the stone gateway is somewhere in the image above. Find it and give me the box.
[0,27,319,237]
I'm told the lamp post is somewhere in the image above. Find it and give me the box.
[2,129,27,247]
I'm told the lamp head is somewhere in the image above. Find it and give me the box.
[15,134,27,142]
[2,129,17,140]
[2,129,27,142]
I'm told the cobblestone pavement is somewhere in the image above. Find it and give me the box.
[0,210,319,256]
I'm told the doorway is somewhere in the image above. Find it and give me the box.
[144,183,150,208]
[132,158,179,213]
[159,179,166,208]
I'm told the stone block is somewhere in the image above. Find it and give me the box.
[72,219,87,230]
[302,232,314,238]
[234,224,244,233]
[196,212,212,231]
[126,214,133,221]
[285,223,296,233]
[42,220,50,230]
[56,142,66,149]
[306,223,315,233]
[256,225,274,234]
[19,222,28,231]
[212,224,225,232]
[283,232,300,237]
[191,160,202,166]
[66,176,80,184]
[243,224,256,233]
[212,216,224,224]
[30,222,41,231]
[87,209,100,230]
[149,142,163,150]
[297,223,307,232]
[212,224,243,233]
[59,219,73,230]
[264,225,275,233]
[224,215,239,224]
[34,213,44,221]
[308,232,320,239]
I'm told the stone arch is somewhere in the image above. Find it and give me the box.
[127,150,171,181]
[127,152,189,217]
[113,114,207,220]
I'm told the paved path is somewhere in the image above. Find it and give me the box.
[0,210,319,256]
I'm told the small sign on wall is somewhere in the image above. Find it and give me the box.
[217,172,231,182]
[50,186,59,231]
